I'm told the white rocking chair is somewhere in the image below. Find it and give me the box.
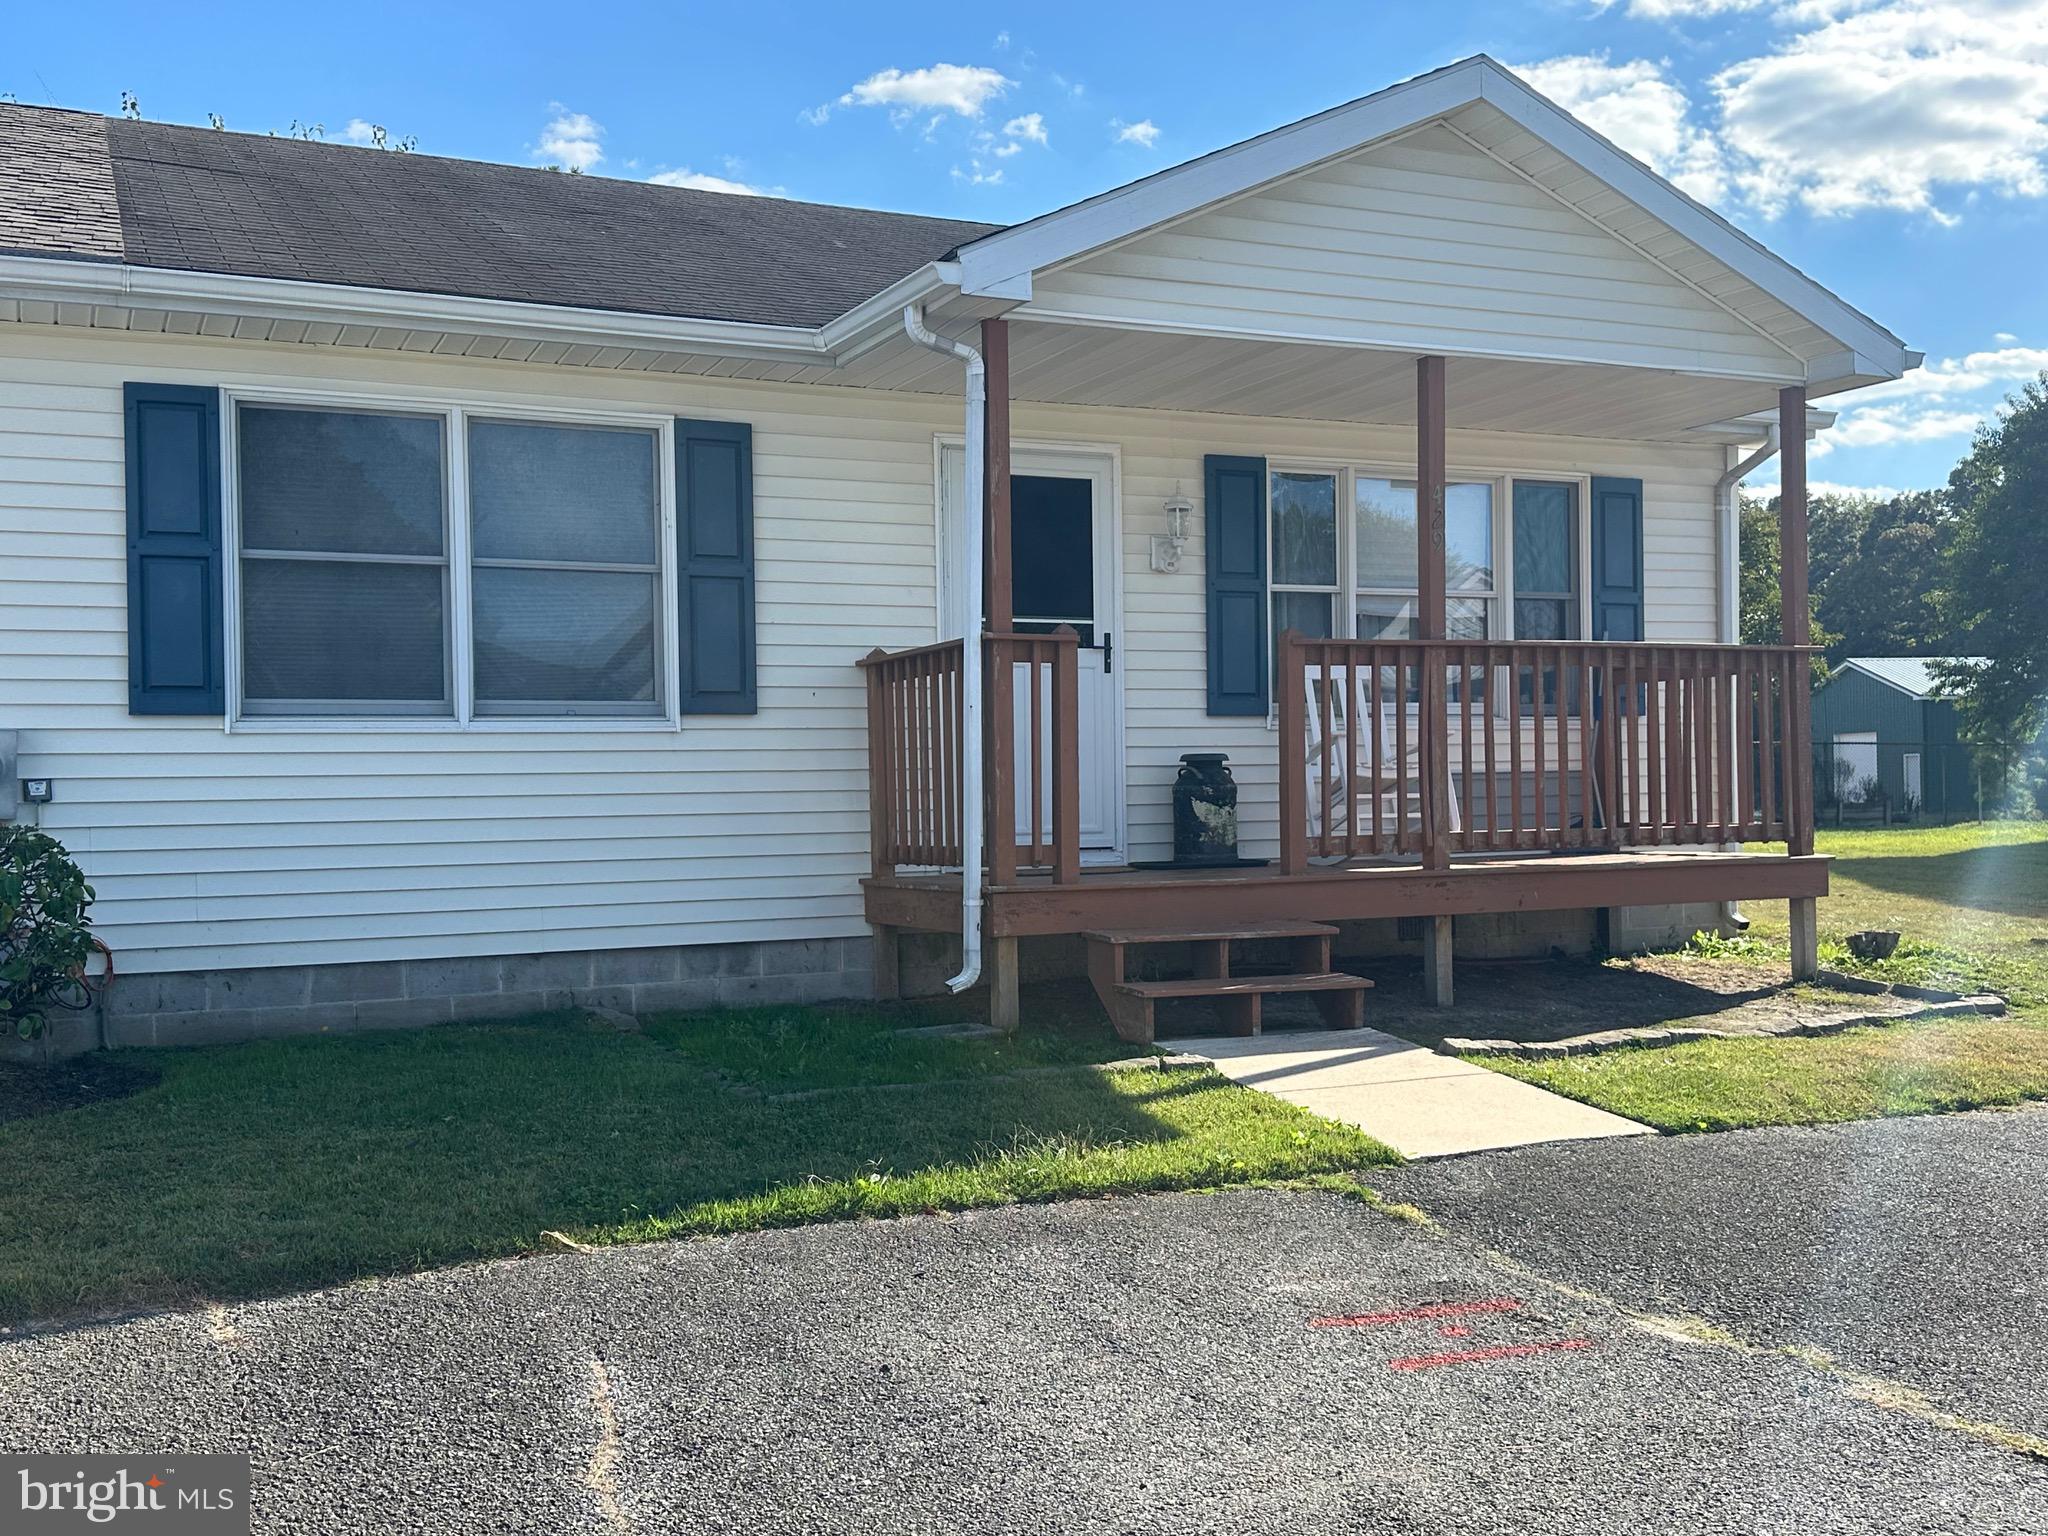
[1303,665,1461,845]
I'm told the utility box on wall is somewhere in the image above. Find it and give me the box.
[0,731,16,821]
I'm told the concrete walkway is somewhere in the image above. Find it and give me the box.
[1177,1027,1655,1159]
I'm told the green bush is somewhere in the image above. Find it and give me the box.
[0,827,98,1039]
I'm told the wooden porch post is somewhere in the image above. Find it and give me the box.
[982,318,1014,634]
[1779,383,1819,979]
[1277,630,1308,875]
[983,320,1018,890]
[1417,355,1453,1004]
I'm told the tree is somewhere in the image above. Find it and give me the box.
[1811,490,1954,660]
[1738,492,1833,676]
[1933,374,2048,796]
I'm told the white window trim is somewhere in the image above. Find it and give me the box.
[221,385,680,734]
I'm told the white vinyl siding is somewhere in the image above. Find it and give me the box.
[0,328,1725,971]
[1024,124,1800,380]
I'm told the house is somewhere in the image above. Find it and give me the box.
[1812,657,1981,822]
[0,57,1915,1053]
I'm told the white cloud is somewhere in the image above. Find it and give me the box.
[1817,401,1987,450]
[340,119,379,146]
[1713,0,2048,221]
[824,63,1014,123]
[535,108,603,172]
[1854,343,2048,402]
[1112,117,1160,148]
[994,29,1011,49]
[1810,340,2047,459]
[1511,54,1728,203]
[1745,477,1915,499]
[1611,0,1767,13]
[988,112,1048,158]
[952,160,1005,187]
[1996,330,2020,342]
[649,168,771,196]
[1003,112,1048,145]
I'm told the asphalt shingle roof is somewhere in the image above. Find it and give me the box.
[0,103,1001,328]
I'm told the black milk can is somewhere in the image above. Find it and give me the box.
[1173,752,1240,866]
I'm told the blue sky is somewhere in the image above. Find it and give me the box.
[12,0,2047,497]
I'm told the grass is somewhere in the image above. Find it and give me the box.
[1484,1013,2048,1132]
[1477,821,2048,1131]
[0,1004,1393,1327]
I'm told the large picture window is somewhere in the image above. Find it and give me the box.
[234,400,668,723]
[1267,464,1586,683]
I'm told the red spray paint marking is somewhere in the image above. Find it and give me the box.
[1309,1298,1520,1329]
[1389,1338,1595,1372]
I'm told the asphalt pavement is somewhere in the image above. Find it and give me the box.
[4,1174,2044,1533]
[1377,1100,2048,1444]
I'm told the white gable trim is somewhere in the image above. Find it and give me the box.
[1471,67,1907,376]
[950,56,1910,383]
[951,60,1492,297]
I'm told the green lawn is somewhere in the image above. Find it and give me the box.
[0,1003,1393,1326]
[1481,822,2048,1131]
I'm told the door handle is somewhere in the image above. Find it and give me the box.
[1102,631,1113,674]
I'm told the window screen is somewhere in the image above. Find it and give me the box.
[238,405,450,714]
[468,419,663,716]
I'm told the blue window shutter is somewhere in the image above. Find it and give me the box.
[1590,475,1645,643]
[1205,454,1268,716]
[675,417,756,714]
[124,383,224,715]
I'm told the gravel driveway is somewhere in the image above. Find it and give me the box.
[4,1180,2043,1534]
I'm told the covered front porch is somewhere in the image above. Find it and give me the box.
[857,317,1827,1036]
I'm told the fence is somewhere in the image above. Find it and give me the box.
[1812,738,1977,825]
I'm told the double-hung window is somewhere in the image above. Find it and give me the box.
[234,400,667,724]
[239,405,453,716]
[1268,469,1342,665]
[467,419,662,718]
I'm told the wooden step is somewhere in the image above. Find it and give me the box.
[1115,971,1373,1000]
[1082,921,1338,945]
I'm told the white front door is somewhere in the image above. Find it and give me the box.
[938,443,1124,858]
[1903,752,1923,809]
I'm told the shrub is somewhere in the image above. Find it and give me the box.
[0,827,98,1039]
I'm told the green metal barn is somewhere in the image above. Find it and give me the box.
[1810,657,1981,824]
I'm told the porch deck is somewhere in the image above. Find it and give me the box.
[857,342,1827,1026]
[865,848,1828,939]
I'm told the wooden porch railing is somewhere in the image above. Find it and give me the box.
[860,638,966,873]
[859,628,1082,884]
[1278,634,1816,874]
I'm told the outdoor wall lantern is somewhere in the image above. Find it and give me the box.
[1152,490,1194,573]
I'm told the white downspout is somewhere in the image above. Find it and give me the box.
[1714,424,1781,931]
[901,303,987,993]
